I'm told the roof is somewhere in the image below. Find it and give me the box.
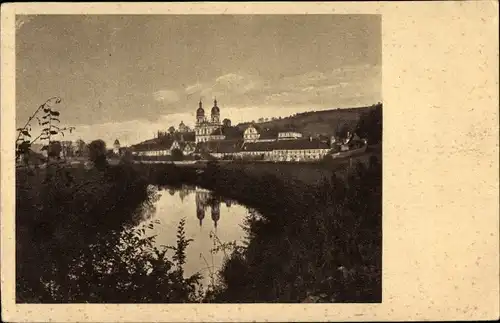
[196,100,205,116]
[259,129,279,140]
[195,140,243,154]
[246,124,280,140]
[209,126,243,139]
[173,131,195,142]
[191,137,331,154]
[241,141,275,152]
[222,126,243,139]
[178,141,195,151]
[131,131,196,151]
[131,137,175,151]
[272,138,330,150]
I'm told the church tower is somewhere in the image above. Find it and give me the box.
[113,139,120,155]
[196,100,205,125]
[211,98,220,124]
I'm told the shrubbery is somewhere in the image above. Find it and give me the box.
[16,163,202,303]
[16,98,202,303]
[154,156,382,303]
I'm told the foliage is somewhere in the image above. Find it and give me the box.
[234,105,371,136]
[88,139,108,170]
[15,97,75,166]
[61,140,75,158]
[16,98,202,303]
[75,139,88,157]
[356,103,382,144]
[48,141,62,159]
[171,148,184,161]
[335,122,351,138]
[208,159,381,303]
[120,149,134,165]
[153,154,382,303]
[16,163,202,303]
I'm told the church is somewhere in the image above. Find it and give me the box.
[194,99,225,143]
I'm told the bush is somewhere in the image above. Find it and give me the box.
[171,148,184,161]
[16,164,202,303]
[88,139,108,170]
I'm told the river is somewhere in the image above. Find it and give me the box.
[139,185,251,288]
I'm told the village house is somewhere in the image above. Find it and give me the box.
[131,137,195,158]
[278,131,303,140]
[243,124,278,143]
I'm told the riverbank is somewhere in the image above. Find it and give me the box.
[208,158,382,302]
[137,153,382,302]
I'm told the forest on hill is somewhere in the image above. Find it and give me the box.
[131,103,382,149]
[235,103,381,138]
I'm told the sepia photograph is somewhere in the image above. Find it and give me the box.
[2,2,498,322]
[14,14,382,304]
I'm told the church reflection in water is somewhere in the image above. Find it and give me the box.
[160,185,237,229]
[195,188,225,229]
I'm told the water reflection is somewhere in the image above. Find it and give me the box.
[145,185,249,288]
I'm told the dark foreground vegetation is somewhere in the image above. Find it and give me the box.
[17,155,381,303]
[16,97,382,303]
[139,153,382,303]
[16,163,203,303]
[16,97,203,302]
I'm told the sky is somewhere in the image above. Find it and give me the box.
[16,14,381,147]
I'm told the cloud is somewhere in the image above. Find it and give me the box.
[152,90,180,103]
[185,83,203,95]
[214,74,258,95]
[182,64,380,111]
[184,72,261,102]
[258,64,380,107]
[214,73,258,93]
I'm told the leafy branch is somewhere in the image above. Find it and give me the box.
[15,96,76,167]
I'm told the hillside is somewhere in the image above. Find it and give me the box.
[132,103,382,147]
[235,104,380,137]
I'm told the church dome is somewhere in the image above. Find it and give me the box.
[196,105,205,116]
[211,99,220,115]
